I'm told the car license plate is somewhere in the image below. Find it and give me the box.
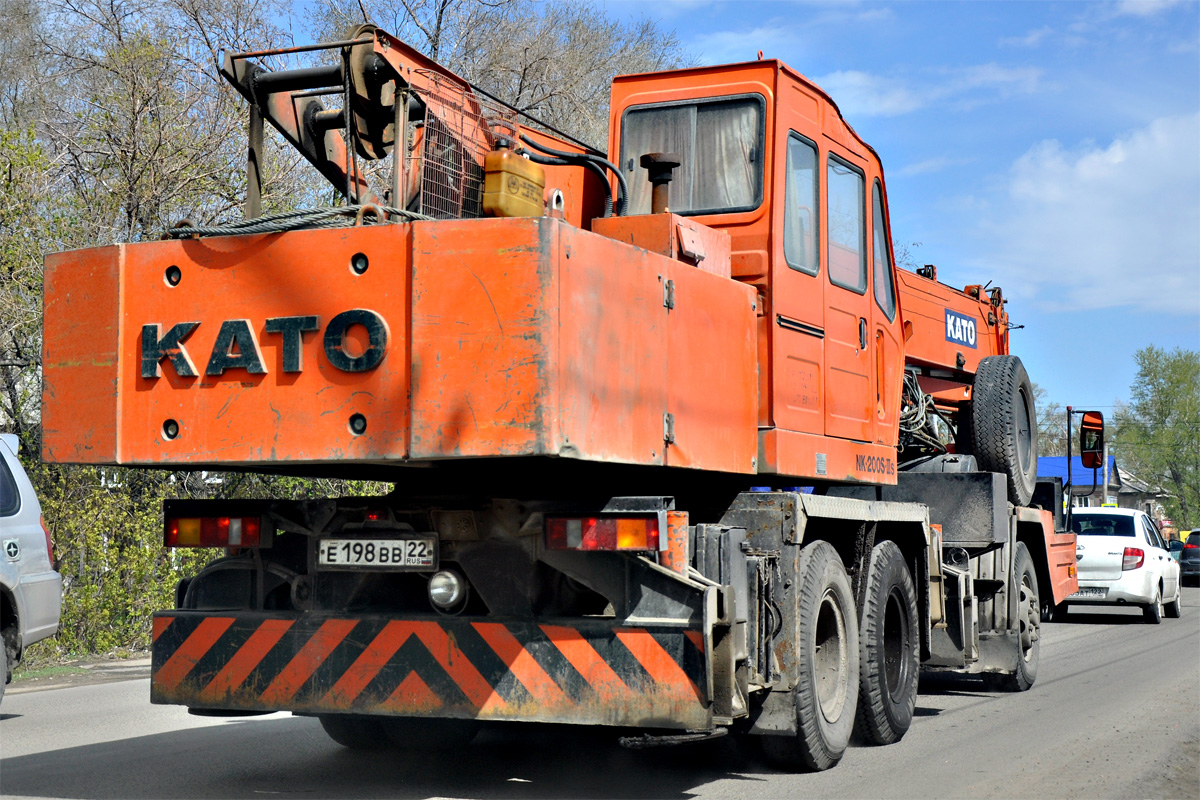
[1069,587,1107,599]
[317,538,436,570]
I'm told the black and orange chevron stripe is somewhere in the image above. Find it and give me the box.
[151,612,711,729]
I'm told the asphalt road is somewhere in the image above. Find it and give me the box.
[3,588,1198,800]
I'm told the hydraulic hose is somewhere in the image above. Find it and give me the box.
[520,135,628,217]
[523,151,612,217]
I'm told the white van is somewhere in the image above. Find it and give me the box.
[0,434,63,703]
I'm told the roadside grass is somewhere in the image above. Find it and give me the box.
[12,664,90,683]
[13,642,150,681]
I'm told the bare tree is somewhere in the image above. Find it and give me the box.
[308,0,691,146]
[1032,383,1069,458]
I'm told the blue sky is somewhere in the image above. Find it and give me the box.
[607,0,1200,412]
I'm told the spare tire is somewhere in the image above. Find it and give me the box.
[970,355,1037,506]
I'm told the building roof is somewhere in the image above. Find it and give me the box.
[1038,456,1168,498]
[1038,455,1118,489]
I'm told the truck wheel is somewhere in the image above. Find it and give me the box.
[854,541,918,746]
[970,355,1037,506]
[318,714,390,749]
[982,542,1040,692]
[1143,588,1163,624]
[760,540,859,772]
[382,717,480,749]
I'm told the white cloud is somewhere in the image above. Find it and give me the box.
[1115,0,1185,16]
[1000,26,1054,48]
[813,64,1042,118]
[691,24,798,65]
[970,113,1200,315]
[813,70,923,115]
[893,156,975,178]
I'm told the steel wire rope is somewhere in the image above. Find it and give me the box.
[164,205,432,238]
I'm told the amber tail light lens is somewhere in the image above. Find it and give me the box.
[165,516,261,548]
[545,516,660,551]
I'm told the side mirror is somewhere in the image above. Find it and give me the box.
[1079,410,1104,469]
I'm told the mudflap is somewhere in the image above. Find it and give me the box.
[151,612,711,730]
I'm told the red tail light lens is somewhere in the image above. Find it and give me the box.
[1185,542,1199,549]
[40,514,55,569]
[546,516,660,551]
[165,516,261,548]
[1121,547,1144,571]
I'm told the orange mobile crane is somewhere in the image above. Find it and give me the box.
[40,25,1085,770]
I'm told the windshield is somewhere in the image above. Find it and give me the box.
[620,96,764,216]
[1071,513,1135,537]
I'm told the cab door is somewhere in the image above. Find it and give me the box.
[772,132,824,434]
[823,151,873,442]
[869,179,904,446]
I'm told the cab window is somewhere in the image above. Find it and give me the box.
[827,155,865,293]
[621,95,764,216]
[783,133,819,275]
[872,181,897,320]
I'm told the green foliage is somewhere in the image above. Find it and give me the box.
[17,456,389,669]
[16,463,210,666]
[1114,346,1200,529]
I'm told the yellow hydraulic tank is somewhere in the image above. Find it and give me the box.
[483,149,546,217]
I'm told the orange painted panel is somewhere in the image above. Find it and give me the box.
[117,226,411,464]
[664,259,757,473]
[897,269,1007,374]
[558,227,668,466]
[759,427,898,485]
[410,218,560,458]
[42,246,122,463]
[590,214,732,279]
[1027,508,1079,605]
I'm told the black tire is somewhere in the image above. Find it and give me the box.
[1143,587,1163,624]
[970,355,1037,506]
[759,541,859,772]
[982,542,1040,692]
[318,714,390,749]
[382,717,480,750]
[1165,586,1182,619]
[854,541,919,746]
[0,636,7,707]
[1040,599,1071,622]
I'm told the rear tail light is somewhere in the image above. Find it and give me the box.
[546,516,660,551]
[165,516,261,548]
[1185,542,1199,549]
[40,514,55,569]
[1121,547,1144,571]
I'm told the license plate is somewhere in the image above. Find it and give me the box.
[317,538,436,570]
[1069,587,1107,599]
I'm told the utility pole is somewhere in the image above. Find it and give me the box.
[1102,440,1110,505]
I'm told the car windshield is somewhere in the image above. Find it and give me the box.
[1071,514,1135,537]
[620,96,764,216]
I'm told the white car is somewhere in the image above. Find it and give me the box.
[1066,508,1181,623]
[1,433,63,703]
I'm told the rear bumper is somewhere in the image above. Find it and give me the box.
[1069,571,1156,605]
[15,570,63,648]
[151,611,711,730]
